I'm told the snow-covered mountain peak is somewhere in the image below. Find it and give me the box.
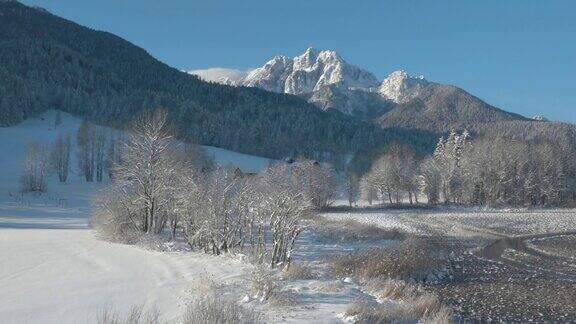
[241,48,380,95]
[378,70,428,103]
[294,47,321,69]
[187,49,430,115]
[242,55,293,92]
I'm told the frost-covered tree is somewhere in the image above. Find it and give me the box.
[418,132,575,207]
[115,110,177,234]
[259,163,307,269]
[293,159,337,210]
[361,143,420,204]
[432,130,471,204]
[181,167,253,255]
[92,110,180,238]
[418,158,441,205]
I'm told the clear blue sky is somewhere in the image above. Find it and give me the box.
[21,0,576,123]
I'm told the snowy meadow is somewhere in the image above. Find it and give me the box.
[1,111,576,323]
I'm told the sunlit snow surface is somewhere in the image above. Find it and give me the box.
[0,111,265,323]
[325,208,576,237]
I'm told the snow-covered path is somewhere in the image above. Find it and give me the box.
[0,228,250,324]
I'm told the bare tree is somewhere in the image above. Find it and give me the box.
[50,132,72,182]
[77,119,95,182]
[360,177,378,205]
[346,172,360,207]
[21,142,49,192]
[94,130,106,182]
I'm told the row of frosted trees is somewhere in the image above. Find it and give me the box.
[20,121,121,193]
[355,131,576,207]
[91,111,336,269]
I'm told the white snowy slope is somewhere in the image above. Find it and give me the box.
[188,67,249,85]
[378,70,428,104]
[0,111,271,323]
[188,47,429,116]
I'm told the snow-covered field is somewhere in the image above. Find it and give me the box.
[324,208,576,237]
[0,229,250,323]
[0,111,375,324]
[4,111,576,323]
[0,112,266,323]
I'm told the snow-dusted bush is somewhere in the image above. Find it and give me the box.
[250,265,299,307]
[181,275,263,324]
[363,278,421,301]
[182,294,262,324]
[267,289,299,308]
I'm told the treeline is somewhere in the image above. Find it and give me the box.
[354,131,576,207]
[91,111,337,268]
[21,113,136,192]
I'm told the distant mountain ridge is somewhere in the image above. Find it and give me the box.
[0,1,438,161]
[3,0,571,170]
[191,48,527,130]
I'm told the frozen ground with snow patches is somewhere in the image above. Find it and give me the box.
[324,207,576,237]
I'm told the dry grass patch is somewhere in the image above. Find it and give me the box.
[280,262,318,280]
[310,280,343,293]
[267,289,299,308]
[310,216,403,242]
[329,237,440,281]
[250,266,300,307]
[251,266,277,302]
[344,281,453,324]
[183,294,262,324]
[97,305,160,324]
[364,278,422,301]
[183,275,262,324]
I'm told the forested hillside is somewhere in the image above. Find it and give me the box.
[377,84,527,132]
[0,1,436,159]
